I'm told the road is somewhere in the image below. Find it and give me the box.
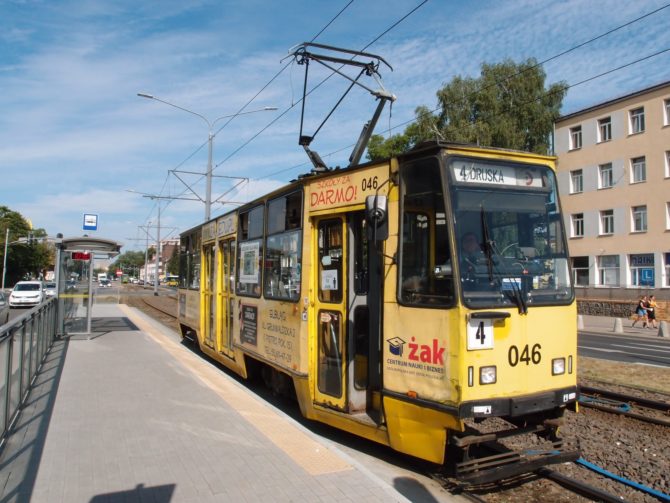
[578,331,670,368]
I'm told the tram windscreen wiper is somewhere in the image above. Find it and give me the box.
[480,206,494,282]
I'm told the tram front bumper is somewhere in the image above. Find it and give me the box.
[459,386,578,419]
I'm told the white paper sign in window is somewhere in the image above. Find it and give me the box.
[321,269,338,290]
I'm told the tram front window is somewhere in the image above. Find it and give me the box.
[451,161,573,309]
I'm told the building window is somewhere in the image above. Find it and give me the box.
[666,253,670,287]
[630,107,645,134]
[569,126,582,149]
[598,255,619,286]
[666,202,670,230]
[665,151,670,178]
[665,99,670,126]
[571,213,584,237]
[600,210,614,235]
[598,117,612,142]
[632,205,647,232]
[630,254,654,287]
[570,169,583,193]
[599,163,613,188]
[572,256,589,286]
[631,156,646,183]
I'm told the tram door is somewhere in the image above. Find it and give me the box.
[218,238,236,358]
[314,213,373,414]
[202,244,216,349]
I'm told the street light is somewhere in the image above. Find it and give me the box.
[137,92,277,221]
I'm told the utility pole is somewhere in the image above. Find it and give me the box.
[136,93,276,221]
[127,191,177,296]
[2,227,8,290]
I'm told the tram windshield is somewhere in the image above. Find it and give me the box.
[449,157,573,310]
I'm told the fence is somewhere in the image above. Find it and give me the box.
[0,297,57,448]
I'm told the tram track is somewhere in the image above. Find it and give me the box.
[579,385,670,427]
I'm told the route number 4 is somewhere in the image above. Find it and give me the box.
[467,319,494,350]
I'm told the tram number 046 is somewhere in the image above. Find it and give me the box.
[361,176,378,191]
[508,344,542,366]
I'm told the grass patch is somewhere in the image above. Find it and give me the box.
[579,356,670,395]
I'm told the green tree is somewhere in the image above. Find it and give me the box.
[166,253,179,276]
[0,206,53,285]
[367,58,566,160]
[111,250,147,277]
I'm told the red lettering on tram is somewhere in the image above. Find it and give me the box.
[310,184,358,208]
[408,337,445,365]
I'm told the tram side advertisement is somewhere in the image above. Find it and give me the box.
[239,302,303,373]
[308,164,390,211]
[383,310,454,402]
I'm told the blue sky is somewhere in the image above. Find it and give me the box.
[1,0,669,252]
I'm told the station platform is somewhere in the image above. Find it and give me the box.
[0,303,441,503]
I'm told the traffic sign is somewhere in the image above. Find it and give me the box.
[83,214,98,231]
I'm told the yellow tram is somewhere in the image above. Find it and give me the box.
[177,141,578,481]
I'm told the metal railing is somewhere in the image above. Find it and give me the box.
[0,297,57,446]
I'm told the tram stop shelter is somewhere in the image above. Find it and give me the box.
[55,236,122,336]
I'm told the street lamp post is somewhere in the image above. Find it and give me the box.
[137,93,276,221]
[2,228,8,290]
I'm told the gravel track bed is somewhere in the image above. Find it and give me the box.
[466,377,670,502]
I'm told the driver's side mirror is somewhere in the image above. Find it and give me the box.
[365,195,388,241]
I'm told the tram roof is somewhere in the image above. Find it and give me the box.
[180,141,556,237]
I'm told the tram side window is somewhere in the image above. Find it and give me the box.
[178,232,201,290]
[318,220,343,303]
[190,233,201,290]
[178,237,188,289]
[264,192,303,301]
[399,158,454,306]
[237,205,264,297]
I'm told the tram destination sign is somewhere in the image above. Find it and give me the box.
[452,161,544,188]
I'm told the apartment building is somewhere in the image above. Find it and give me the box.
[554,81,670,300]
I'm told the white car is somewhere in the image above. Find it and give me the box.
[9,281,45,307]
[44,282,57,298]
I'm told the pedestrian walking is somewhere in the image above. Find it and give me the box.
[645,295,658,329]
[632,295,648,327]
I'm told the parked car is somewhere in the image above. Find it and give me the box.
[44,282,57,298]
[0,292,10,324]
[9,281,44,307]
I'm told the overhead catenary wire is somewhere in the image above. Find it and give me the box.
[130,1,358,245]
[157,1,357,207]
[258,4,670,180]
[139,1,669,232]
[146,0,428,222]
[210,0,429,186]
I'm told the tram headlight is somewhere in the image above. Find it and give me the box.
[552,357,566,375]
[479,366,496,385]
